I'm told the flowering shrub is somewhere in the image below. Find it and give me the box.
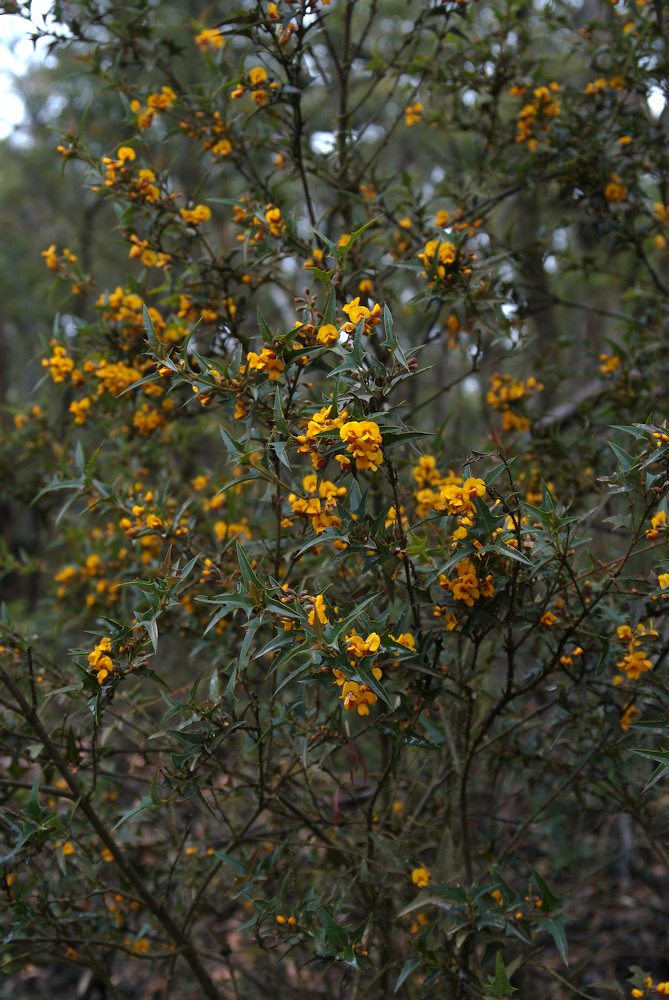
[2,0,669,997]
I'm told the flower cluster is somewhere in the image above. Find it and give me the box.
[433,477,487,519]
[41,243,77,274]
[646,510,667,541]
[42,343,75,383]
[341,297,382,336]
[514,83,560,150]
[88,637,114,684]
[487,373,543,432]
[615,623,657,682]
[287,475,346,535]
[244,347,285,381]
[404,101,423,126]
[332,669,382,715]
[195,27,225,52]
[418,239,456,281]
[130,87,177,129]
[232,66,279,105]
[295,405,350,469]
[439,558,494,607]
[605,173,627,204]
[180,204,212,225]
[630,974,669,997]
[339,420,383,472]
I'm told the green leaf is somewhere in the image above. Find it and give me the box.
[486,543,533,567]
[214,470,264,495]
[393,958,421,993]
[24,778,43,824]
[273,388,289,434]
[629,747,669,791]
[353,660,393,709]
[530,866,563,912]
[143,303,157,346]
[382,304,410,371]
[542,914,569,966]
[117,371,162,397]
[610,423,649,440]
[220,425,244,457]
[609,441,636,473]
[236,541,262,593]
[146,617,158,653]
[334,218,379,262]
[323,288,337,327]
[473,495,500,537]
[257,307,273,344]
[484,952,517,997]
[317,906,348,949]
[112,794,155,831]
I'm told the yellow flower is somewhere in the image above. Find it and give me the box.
[619,704,638,731]
[617,649,652,681]
[133,404,165,436]
[540,610,557,627]
[69,397,91,425]
[307,594,328,626]
[599,353,620,375]
[62,841,76,856]
[433,477,486,517]
[249,66,268,86]
[196,27,225,51]
[316,324,339,346]
[418,239,456,279]
[345,631,381,658]
[411,866,431,887]
[658,573,669,589]
[339,420,383,472]
[646,510,667,539]
[88,636,114,684]
[245,347,285,381]
[42,243,58,271]
[41,344,74,383]
[440,558,494,607]
[389,632,416,652]
[212,138,232,157]
[214,519,252,542]
[339,678,379,715]
[147,86,177,110]
[404,101,423,126]
[180,204,212,225]
[604,174,627,204]
[264,204,284,236]
[95,361,142,397]
[341,296,382,334]
[515,83,560,146]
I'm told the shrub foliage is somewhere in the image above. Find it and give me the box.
[2,0,669,997]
